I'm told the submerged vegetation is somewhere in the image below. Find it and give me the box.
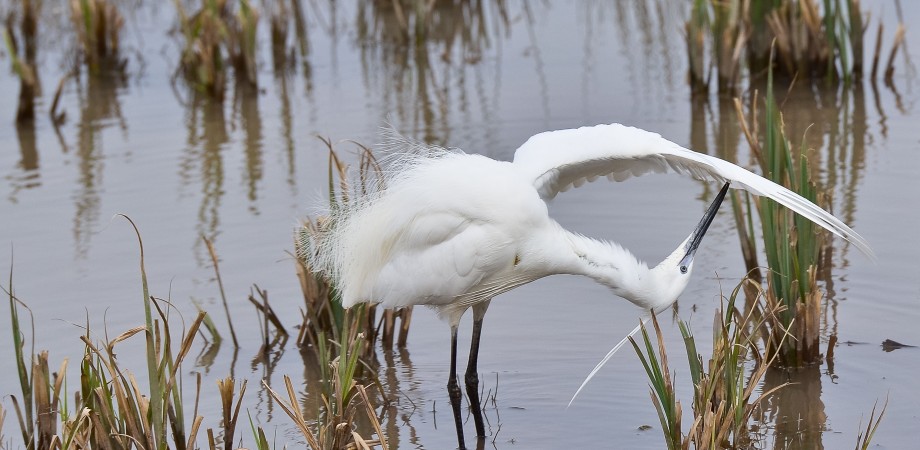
[686,0,906,93]
[173,0,261,101]
[69,0,127,74]
[3,0,39,123]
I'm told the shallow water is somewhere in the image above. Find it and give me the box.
[1,1,918,448]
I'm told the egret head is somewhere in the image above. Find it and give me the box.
[647,182,730,311]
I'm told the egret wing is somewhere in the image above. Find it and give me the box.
[370,212,515,309]
[512,123,873,257]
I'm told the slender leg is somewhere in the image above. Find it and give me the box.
[448,325,467,450]
[466,300,490,438]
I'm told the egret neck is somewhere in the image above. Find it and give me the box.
[549,182,730,313]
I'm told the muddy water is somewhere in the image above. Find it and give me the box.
[1,1,918,448]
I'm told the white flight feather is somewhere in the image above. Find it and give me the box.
[512,123,874,258]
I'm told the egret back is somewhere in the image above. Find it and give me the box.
[309,148,548,314]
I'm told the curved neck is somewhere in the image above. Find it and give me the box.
[535,223,688,312]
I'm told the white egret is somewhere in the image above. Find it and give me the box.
[307,123,872,449]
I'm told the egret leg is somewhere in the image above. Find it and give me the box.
[448,325,467,450]
[465,301,490,438]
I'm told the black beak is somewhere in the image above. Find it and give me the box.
[679,182,730,273]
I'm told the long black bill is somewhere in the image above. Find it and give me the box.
[679,182,731,273]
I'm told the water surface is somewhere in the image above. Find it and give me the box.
[1,1,918,448]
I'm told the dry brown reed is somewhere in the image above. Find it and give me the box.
[2,215,390,449]
[265,372,388,449]
[204,235,240,348]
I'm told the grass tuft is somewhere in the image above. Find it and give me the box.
[631,280,787,449]
[733,58,829,368]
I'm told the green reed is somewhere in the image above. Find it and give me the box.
[227,0,259,87]
[174,0,230,100]
[631,280,783,450]
[854,398,887,450]
[732,63,827,367]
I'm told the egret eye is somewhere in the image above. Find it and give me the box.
[680,265,688,274]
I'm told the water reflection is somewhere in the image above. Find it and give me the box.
[73,68,128,258]
[7,121,41,203]
[270,0,311,195]
[1,1,916,447]
[179,93,229,260]
[758,367,827,450]
[355,0,510,143]
[232,84,264,214]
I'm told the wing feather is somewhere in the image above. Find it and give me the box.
[512,123,874,258]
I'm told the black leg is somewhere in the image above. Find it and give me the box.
[448,325,467,450]
[465,317,486,438]
[466,300,490,439]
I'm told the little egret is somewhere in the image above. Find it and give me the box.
[307,123,871,449]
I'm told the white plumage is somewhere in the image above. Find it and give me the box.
[306,123,872,446]
[310,123,870,323]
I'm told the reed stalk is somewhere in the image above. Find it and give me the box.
[631,280,785,449]
[266,321,389,449]
[733,62,828,367]
[686,0,710,93]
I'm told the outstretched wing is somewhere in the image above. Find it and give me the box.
[512,123,873,257]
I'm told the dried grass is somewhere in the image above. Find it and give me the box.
[631,280,787,450]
